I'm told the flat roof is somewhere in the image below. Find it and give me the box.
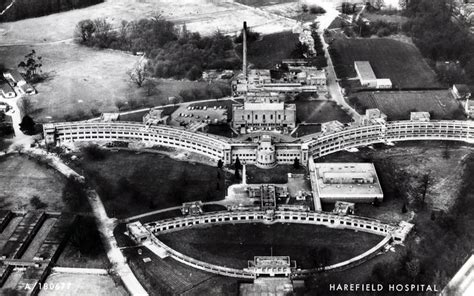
[243,102,285,111]
[354,61,377,80]
[314,163,383,199]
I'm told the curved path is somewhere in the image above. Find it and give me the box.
[131,210,411,279]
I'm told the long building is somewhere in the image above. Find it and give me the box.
[44,119,474,167]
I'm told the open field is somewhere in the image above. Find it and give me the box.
[0,0,296,45]
[296,100,352,123]
[0,44,223,122]
[348,90,465,120]
[235,31,301,68]
[329,38,442,89]
[0,154,66,211]
[159,223,382,269]
[312,141,474,293]
[39,272,127,296]
[73,150,225,218]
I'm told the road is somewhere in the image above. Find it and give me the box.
[315,2,362,124]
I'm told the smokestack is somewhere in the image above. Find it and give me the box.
[242,21,247,79]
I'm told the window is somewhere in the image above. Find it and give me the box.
[255,114,258,120]
[270,114,273,120]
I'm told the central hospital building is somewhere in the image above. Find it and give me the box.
[232,92,296,134]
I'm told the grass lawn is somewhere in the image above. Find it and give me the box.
[235,31,301,68]
[0,154,66,211]
[329,38,442,89]
[246,164,307,184]
[348,90,465,120]
[0,44,223,122]
[73,150,226,218]
[159,223,383,269]
[293,124,321,137]
[296,100,352,124]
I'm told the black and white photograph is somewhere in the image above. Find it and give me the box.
[0,0,473,295]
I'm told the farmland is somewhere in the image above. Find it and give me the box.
[329,38,442,89]
[348,90,465,120]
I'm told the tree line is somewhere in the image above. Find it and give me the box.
[75,17,241,80]
[402,0,474,83]
[0,0,104,22]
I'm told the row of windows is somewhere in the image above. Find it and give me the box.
[59,133,223,158]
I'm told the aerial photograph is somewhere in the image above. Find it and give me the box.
[0,0,473,295]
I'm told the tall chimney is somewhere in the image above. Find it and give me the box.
[242,21,247,79]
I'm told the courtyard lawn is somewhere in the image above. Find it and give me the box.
[296,100,352,124]
[329,38,442,89]
[73,150,226,218]
[246,164,307,184]
[159,223,383,269]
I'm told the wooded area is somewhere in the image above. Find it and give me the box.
[75,17,241,80]
[0,0,104,22]
[402,0,474,82]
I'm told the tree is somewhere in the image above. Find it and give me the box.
[419,173,432,204]
[405,258,420,280]
[18,49,42,81]
[399,0,407,10]
[130,59,149,87]
[235,156,242,171]
[75,19,96,42]
[62,177,90,212]
[235,167,240,179]
[70,216,103,256]
[19,115,35,135]
[30,196,47,209]
[115,100,126,111]
[293,157,300,169]
[402,203,408,213]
